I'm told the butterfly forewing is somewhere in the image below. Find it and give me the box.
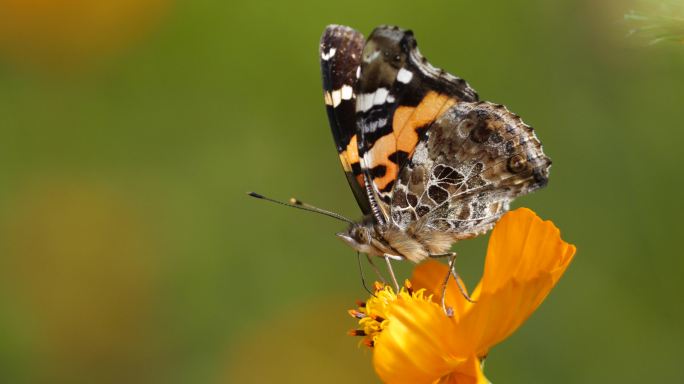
[355,26,479,218]
[320,25,371,214]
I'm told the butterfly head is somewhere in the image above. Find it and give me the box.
[336,222,379,255]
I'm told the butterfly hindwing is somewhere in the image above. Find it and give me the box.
[320,25,371,214]
[390,101,551,238]
[356,26,479,219]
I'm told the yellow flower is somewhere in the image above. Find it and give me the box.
[349,208,576,383]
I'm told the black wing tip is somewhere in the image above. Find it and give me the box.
[369,25,413,41]
[247,191,264,199]
[323,24,356,34]
[320,24,364,46]
[372,24,411,33]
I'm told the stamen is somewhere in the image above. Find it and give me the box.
[404,280,413,295]
[349,280,436,349]
[348,309,366,319]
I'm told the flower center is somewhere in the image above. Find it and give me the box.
[348,280,434,347]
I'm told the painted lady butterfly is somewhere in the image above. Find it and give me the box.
[320,25,551,264]
[250,24,551,288]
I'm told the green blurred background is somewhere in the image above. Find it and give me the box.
[0,0,682,383]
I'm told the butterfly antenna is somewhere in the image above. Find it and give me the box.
[247,192,355,225]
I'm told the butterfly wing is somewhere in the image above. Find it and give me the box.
[320,25,371,214]
[356,26,479,221]
[390,101,551,238]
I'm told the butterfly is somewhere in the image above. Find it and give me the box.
[319,24,551,266]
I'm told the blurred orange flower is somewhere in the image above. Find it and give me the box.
[0,179,161,382]
[349,208,576,383]
[0,0,169,70]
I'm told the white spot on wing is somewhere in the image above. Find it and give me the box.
[397,68,414,84]
[324,91,333,106]
[321,47,336,61]
[363,117,388,133]
[341,85,353,100]
[356,66,361,79]
[331,90,342,107]
[372,88,389,106]
[357,87,390,112]
[357,93,373,112]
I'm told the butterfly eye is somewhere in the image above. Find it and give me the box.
[507,154,528,173]
[354,229,368,244]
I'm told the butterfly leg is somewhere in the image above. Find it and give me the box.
[439,252,475,316]
[440,253,456,316]
[383,255,401,291]
[429,252,455,258]
[366,254,387,284]
[450,260,475,304]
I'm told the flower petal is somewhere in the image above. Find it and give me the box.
[455,276,555,356]
[462,208,576,354]
[480,208,576,294]
[373,296,466,383]
[411,260,470,320]
[438,356,490,384]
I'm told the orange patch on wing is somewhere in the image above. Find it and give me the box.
[367,135,400,190]
[338,135,359,172]
[368,92,457,191]
[392,91,456,141]
[338,153,352,172]
[346,135,359,163]
[339,135,366,191]
[355,173,365,188]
